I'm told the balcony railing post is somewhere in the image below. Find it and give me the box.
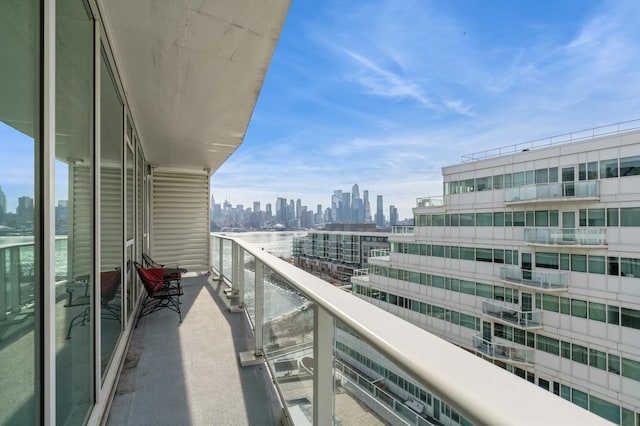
[8,246,21,312]
[0,249,6,321]
[314,306,334,426]
[236,245,245,306]
[254,259,264,355]
[218,237,224,279]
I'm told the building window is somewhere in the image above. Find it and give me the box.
[571,300,587,318]
[608,305,620,325]
[571,254,587,272]
[588,255,606,274]
[589,348,607,370]
[589,302,606,322]
[600,158,618,178]
[621,208,640,226]
[572,344,588,364]
[621,308,640,330]
[620,155,640,176]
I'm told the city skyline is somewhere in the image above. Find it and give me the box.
[211,0,640,219]
[211,182,405,228]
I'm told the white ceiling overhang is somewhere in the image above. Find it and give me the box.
[99,0,290,173]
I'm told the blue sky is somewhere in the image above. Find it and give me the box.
[210,0,640,219]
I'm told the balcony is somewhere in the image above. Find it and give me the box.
[415,196,444,208]
[102,235,608,425]
[352,268,370,282]
[391,226,414,235]
[500,267,569,292]
[482,300,542,329]
[504,181,599,205]
[369,248,389,259]
[523,228,606,247]
[472,334,535,365]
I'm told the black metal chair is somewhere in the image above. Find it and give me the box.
[134,261,183,327]
[142,253,186,288]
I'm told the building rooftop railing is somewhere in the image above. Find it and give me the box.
[461,118,640,162]
[415,196,444,208]
[210,233,610,426]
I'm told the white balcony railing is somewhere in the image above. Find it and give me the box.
[504,181,599,203]
[523,228,606,246]
[415,196,443,208]
[210,234,609,426]
[482,300,542,329]
[500,266,569,291]
[369,248,389,258]
[472,334,535,365]
[392,226,414,235]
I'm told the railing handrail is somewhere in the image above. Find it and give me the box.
[461,119,640,162]
[212,234,609,426]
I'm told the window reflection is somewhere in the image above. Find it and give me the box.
[55,0,95,423]
[100,48,124,377]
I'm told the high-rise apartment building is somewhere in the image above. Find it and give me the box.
[375,195,385,227]
[17,196,34,222]
[353,129,640,425]
[275,197,287,224]
[363,190,372,223]
[389,205,398,226]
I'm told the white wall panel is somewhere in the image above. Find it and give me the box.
[151,171,209,272]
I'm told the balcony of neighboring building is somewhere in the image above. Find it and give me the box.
[523,227,606,248]
[504,181,599,205]
[482,300,543,330]
[414,196,445,214]
[500,266,569,292]
[351,268,370,282]
[472,334,535,366]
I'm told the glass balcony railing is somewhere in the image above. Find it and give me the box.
[353,268,369,281]
[369,248,389,258]
[209,234,608,426]
[472,334,535,365]
[523,228,606,246]
[392,226,414,235]
[415,196,443,208]
[504,181,599,203]
[500,267,569,290]
[482,300,542,329]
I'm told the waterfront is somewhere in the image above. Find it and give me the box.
[220,230,308,259]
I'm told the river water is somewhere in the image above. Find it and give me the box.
[215,230,310,320]
[223,230,308,259]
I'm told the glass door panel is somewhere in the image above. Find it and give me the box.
[55,0,95,422]
[100,47,124,378]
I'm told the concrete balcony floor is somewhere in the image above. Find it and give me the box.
[107,275,283,426]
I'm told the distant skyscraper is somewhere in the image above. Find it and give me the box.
[276,197,287,224]
[351,183,360,205]
[363,190,371,223]
[253,201,260,213]
[375,195,384,227]
[17,196,34,222]
[0,185,6,218]
[288,199,295,222]
[389,205,398,226]
[265,203,272,218]
[296,199,302,218]
[331,190,342,222]
[341,192,351,223]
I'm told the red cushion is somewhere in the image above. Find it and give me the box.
[139,267,164,292]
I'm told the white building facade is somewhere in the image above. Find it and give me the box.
[352,127,640,425]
